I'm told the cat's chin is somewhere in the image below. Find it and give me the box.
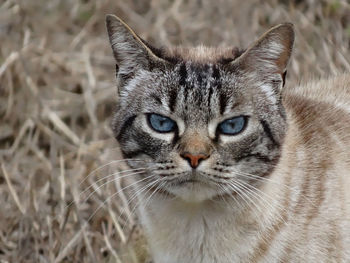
[164,181,222,203]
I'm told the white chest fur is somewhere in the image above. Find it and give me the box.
[137,195,270,263]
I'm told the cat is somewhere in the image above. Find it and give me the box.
[106,14,350,263]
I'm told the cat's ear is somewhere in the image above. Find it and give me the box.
[236,23,294,85]
[106,15,166,85]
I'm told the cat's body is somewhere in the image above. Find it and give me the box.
[106,15,350,262]
[139,74,350,263]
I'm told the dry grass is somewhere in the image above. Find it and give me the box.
[0,0,349,262]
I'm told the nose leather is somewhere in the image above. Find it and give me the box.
[181,152,209,169]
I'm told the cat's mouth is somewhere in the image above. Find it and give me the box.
[162,171,210,186]
[174,178,201,186]
[151,172,225,202]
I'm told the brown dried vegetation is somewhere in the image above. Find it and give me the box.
[0,0,349,262]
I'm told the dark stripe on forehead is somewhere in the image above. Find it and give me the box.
[219,93,228,115]
[178,62,187,86]
[183,82,189,103]
[208,86,213,108]
[202,63,210,77]
[212,64,226,114]
[189,64,201,82]
[168,85,178,112]
[197,72,202,84]
[189,63,210,85]
[212,64,220,80]
[150,94,162,105]
[168,62,187,112]
[194,64,210,107]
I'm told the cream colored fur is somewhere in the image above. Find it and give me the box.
[106,15,350,262]
[137,74,350,263]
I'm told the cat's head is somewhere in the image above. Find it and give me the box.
[106,15,294,202]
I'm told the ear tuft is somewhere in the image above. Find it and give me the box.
[106,15,165,85]
[238,23,295,75]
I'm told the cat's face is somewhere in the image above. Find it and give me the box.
[106,15,294,202]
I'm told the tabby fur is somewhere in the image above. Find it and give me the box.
[106,14,350,263]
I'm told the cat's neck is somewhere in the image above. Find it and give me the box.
[136,178,287,263]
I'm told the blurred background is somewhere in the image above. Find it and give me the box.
[0,0,349,262]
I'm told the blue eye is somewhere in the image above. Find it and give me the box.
[148,114,176,133]
[218,116,247,135]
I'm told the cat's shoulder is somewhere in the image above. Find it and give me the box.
[285,73,350,104]
[284,73,350,116]
[283,73,350,140]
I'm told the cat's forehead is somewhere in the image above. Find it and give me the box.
[175,60,221,87]
[162,45,245,96]
[123,55,251,126]
[155,60,245,124]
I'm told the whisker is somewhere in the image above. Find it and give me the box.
[82,168,145,197]
[87,174,154,223]
[237,179,298,245]
[78,158,146,187]
[232,170,318,208]
[130,180,164,217]
[234,179,296,245]
[123,180,170,233]
[226,182,262,220]
[118,180,165,235]
[224,182,256,217]
[142,181,165,209]
[82,171,147,209]
[66,169,146,211]
[233,179,282,223]
[236,178,290,216]
[117,179,161,227]
[216,183,245,212]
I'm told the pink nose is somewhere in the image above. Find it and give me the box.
[181,153,210,169]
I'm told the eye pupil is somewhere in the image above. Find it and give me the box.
[218,116,247,135]
[148,114,176,133]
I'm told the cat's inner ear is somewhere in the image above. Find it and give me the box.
[236,23,294,81]
[106,14,166,85]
